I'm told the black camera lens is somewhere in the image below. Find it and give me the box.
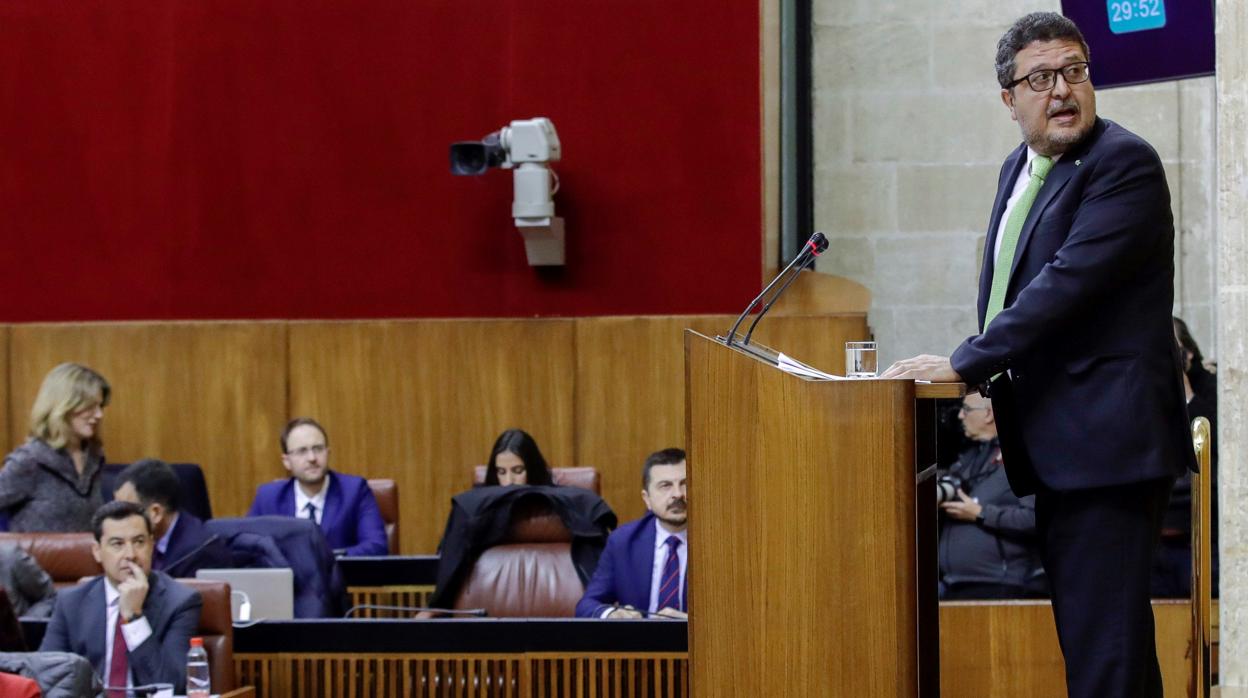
[936,474,967,505]
[449,133,507,175]
[449,142,488,175]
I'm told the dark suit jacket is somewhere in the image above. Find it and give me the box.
[246,471,388,556]
[951,118,1196,494]
[575,513,685,618]
[159,512,234,579]
[39,571,202,693]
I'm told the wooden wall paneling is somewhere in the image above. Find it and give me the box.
[7,322,289,520]
[573,316,722,526]
[938,600,1192,697]
[287,320,577,553]
[574,314,869,526]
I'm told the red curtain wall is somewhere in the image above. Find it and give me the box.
[0,1,762,321]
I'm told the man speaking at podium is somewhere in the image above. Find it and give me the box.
[881,12,1194,698]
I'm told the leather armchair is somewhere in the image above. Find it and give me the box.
[367,478,399,554]
[0,533,98,589]
[177,578,235,692]
[453,498,584,617]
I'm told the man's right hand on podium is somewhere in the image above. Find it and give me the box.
[880,354,962,382]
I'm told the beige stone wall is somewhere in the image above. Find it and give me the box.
[811,2,1217,366]
[1216,0,1247,685]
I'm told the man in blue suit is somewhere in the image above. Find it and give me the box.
[247,418,388,557]
[113,459,234,578]
[576,448,687,619]
[41,501,202,694]
[883,13,1194,698]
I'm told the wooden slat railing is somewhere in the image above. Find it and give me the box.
[346,585,436,618]
[236,653,689,698]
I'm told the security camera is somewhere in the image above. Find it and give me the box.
[450,117,565,266]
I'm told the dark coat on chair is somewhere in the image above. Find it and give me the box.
[39,572,202,693]
[0,544,56,617]
[0,651,99,698]
[430,485,616,609]
[205,515,347,618]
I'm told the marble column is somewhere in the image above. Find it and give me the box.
[1216,0,1248,691]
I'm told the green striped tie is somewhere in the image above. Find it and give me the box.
[984,155,1053,329]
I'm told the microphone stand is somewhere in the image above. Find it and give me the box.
[723,234,826,348]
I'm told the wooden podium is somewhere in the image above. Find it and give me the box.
[684,331,951,697]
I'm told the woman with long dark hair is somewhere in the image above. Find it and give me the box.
[484,428,553,486]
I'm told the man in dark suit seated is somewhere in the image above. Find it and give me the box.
[576,448,687,619]
[40,501,202,694]
[246,417,388,556]
[112,459,234,578]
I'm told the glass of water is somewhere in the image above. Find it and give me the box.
[845,341,878,378]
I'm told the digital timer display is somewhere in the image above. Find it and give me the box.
[1063,0,1211,88]
[1108,0,1167,34]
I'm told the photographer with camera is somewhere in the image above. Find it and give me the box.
[938,393,1046,600]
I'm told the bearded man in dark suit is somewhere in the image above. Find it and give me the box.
[883,12,1194,698]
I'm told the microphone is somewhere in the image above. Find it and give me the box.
[343,604,489,618]
[724,232,828,347]
[101,683,173,697]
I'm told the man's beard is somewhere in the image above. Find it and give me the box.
[658,502,687,527]
[1023,99,1092,155]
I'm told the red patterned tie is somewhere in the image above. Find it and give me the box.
[108,609,128,697]
[657,536,683,612]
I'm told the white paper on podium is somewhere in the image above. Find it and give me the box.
[776,353,849,380]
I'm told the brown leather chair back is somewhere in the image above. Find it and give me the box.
[367,478,399,554]
[0,533,99,589]
[452,498,583,617]
[471,466,601,494]
[177,578,235,692]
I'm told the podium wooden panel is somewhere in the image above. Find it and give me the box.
[685,331,937,697]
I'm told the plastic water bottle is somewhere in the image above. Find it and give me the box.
[186,636,211,698]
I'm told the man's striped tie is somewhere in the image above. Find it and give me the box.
[657,536,683,612]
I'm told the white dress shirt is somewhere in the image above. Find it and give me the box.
[992,148,1064,264]
[155,513,180,559]
[647,520,688,613]
[103,578,153,690]
[294,479,329,525]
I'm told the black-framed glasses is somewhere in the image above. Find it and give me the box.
[958,404,990,415]
[1008,61,1090,92]
[288,444,327,458]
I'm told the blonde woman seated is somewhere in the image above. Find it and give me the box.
[0,363,110,531]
